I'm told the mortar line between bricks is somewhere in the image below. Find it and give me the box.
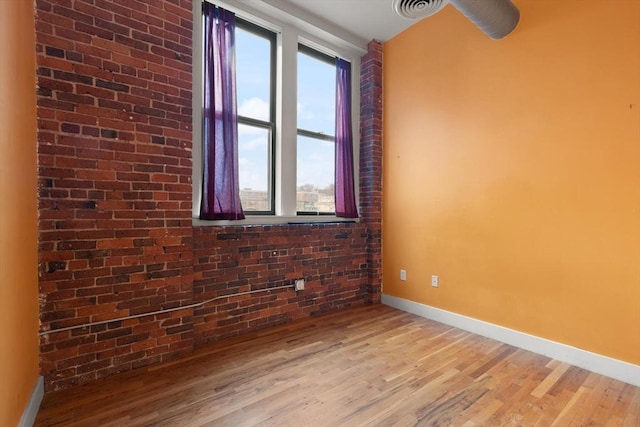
[39,284,296,336]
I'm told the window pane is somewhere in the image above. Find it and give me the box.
[235,21,275,214]
[236,26,271,122]
[297,135,335,213]
[239,124,270,212]
[297,49,335,135]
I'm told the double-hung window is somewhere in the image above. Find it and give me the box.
[194,1,361,222]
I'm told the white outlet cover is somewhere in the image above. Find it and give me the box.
[400,270,407,281]
[431,275,439,287]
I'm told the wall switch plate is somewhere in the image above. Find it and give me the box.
[431,275,439,287]
[295,278,305,291]
[400,270,407,281]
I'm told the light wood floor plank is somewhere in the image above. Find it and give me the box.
[531,362,572,398]
[35,305,639,426]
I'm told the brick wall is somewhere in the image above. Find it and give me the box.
[36,0,195,391]
[35,0,383,392]
[192,223,369,343]
[360,41,384,304]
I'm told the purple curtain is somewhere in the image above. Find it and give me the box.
[200,4,244,220]
[335,58,358,218]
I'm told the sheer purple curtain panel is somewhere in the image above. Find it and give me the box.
[200,3,245,220]
[335,58,358,218]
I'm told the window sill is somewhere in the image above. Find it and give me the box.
[192,215,359,227]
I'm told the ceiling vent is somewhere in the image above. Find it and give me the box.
[392,0,520,40]
[392,0,449,20]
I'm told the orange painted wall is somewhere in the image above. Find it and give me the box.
[0,0,40,425]
[383,0,640,364]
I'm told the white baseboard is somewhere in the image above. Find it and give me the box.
[382,294,640,387]
[18,376,43,427]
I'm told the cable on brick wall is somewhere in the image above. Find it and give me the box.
[39,284,296,336]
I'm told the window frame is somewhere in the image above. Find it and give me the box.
[193,0,364,225]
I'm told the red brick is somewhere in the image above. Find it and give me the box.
[75,170,116,181]
[38,55,75,72]
[53,4,93,25]
[114,14,148,33]
[92,37,131,55]
[78,148,115,161]
[38,10,74,29]
[55,26,93,44]
[164,21,190,39]
[74,42,112,60]
[74,1,114,22]
[54,156,96,170]
[55,111,98,126]
[111,51,148,70]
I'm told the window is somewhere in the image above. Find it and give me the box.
[236,19,276,214]
[297,45,336,215]
[194,1,361,222]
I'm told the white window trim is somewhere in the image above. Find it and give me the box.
[193,0,364,225]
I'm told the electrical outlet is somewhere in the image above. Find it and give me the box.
[295,278,305,291]
[431,275,439,288]
[400,269,407,281]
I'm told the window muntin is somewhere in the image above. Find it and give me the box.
[296,45,336,214]
[235,19,275,214]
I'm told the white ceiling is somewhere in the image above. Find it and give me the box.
[265,0,423,44]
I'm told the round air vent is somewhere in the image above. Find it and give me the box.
[392,0,449,19]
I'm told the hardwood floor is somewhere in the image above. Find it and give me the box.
[35,305,640,426]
